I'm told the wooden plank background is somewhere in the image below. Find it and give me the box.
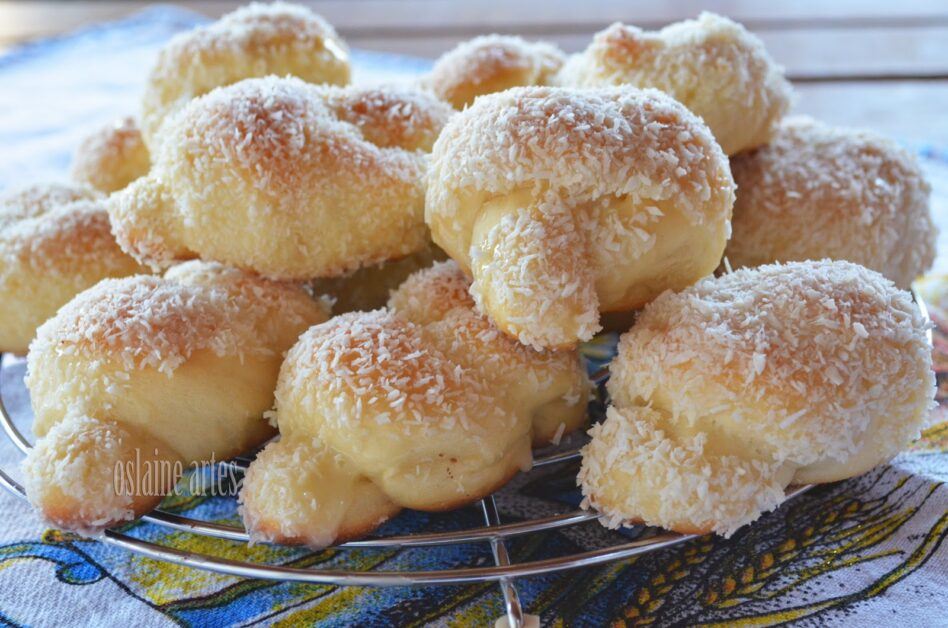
[0,0,947,144]
[3,1,948,79]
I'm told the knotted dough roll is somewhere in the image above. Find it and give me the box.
[580,260,935,537]
[426,85,735,349]
[22,261,328,535]
[388,261,589,446]
[726,116,936,289]
[421,35,565,109]
[111,77,454,280]
[0,183,147,354]
[556,13,792,155]
[71,116,151,193]
[141,1,350,148]
[240,260,589,547]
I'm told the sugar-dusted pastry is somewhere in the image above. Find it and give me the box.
[556,13,792,155]
[112,77,454,280]
[310,241,447,313]
[421,35,565,109]
[580,260,935,537]
[426,86,734,350]
[240,261,588,548]
[141,1,350,148]
[71,116,151,193]
[726,116,936,289]
[0,183,147,354]
[22,261,328,535]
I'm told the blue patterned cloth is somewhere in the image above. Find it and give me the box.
[0,7,947,627]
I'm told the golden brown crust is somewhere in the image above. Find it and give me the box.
[325,88,454,151]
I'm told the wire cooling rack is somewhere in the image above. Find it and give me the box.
[0,363,824,627]
[0,282,932,628]
[3,280,934,626]
[12,282,931,628]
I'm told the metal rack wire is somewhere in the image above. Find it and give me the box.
[0,361,822,627]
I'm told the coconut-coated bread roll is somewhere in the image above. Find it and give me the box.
[112,77,454,280]
[726,117,936,289]
[556,13,792,155]
[0,183,147,354]
[580,260,935,537]
[71,116,151,193]
[422,35,565,109]
[141,1,350,148]
[426,85,735,349]
[22,261,328,535]
[241,310,530,547]
[240,261,588,548]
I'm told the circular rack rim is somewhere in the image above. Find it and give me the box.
[0,355,738,628]
[0,358,820,627]
[0,363,721,576]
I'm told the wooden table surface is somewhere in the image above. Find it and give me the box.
[1,0,947,145]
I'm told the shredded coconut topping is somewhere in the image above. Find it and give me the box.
[470,199,601,348]
[0,200,137,282]
[324,86,454,151]
[250,261,588,545]
[0,182,99,229]
[22,415,142,536]
[426,85,734,347]
[141,1,351,147]
[27,260,326,377]
[422,34,565,109]
[582,259,935,536]
[387,258,476,324]
[580,406,787,537]
[0,184,146,353]
[612,259,934,463]
[71,116,151,193]
[278,309,496,433]
[118,76,451,280]
[555,12,793,154]
[388,260,589,418]
[728,116,936,289]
